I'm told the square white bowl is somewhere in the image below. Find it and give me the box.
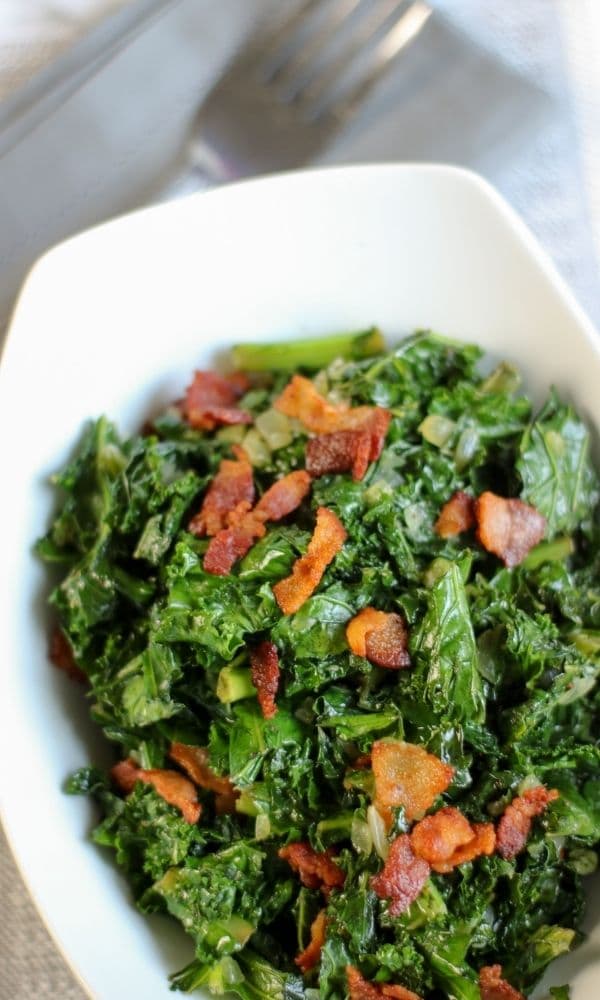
[1,164,599,998]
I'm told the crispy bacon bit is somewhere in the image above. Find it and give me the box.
[346,608,411,670]
[305,409,391,481]
[479,965,525,1000]
[254,470,312,520]
[250,640,280,719]
[372,740,454,823]
[434,491,475,538]
[273,507,347,614]
[203,470,311,575]
[215,788,239,815]
[183,370,252,431]
[370,834,430,916]
[169,743,235,796]
[347,608,388,656]
[474,491,546,568]
[496,786,559,860]
[381,987,423,1000]
[410,807,475,865]
[275,374,391,446]
[188,451,254,537]
[365,615,411,670]
[275,374,340,431]
[306,429,370,481]
[111,758,201,823]
[49,628,87,683]
[203,517,265,575]
[410,807,496,873]
[432,822,496,873]
[296,910,327,974]
[346,966,422,1000]
[111,758,140,794]
[410,807,495,873]
[279,842,345,896]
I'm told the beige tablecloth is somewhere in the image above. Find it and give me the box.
[1,1,600,997]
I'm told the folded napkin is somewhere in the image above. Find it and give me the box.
[0,0,127,100]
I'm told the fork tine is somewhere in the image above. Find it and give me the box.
[265,0,361,89]
[294,0,413,108]
[249,0,324,74]
[317,0,432,121]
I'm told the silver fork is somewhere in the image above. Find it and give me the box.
[182,0,432,185]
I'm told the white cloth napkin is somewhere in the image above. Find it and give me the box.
[0,0,127,99]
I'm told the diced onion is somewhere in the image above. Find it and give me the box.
[418,414,456,448]
[351,815,373,855]
[219,957,244,987]
[255,408,294,450]
[569,848,598,875]
[404,503,427,537]
[241,428,271,467]
[367,804,389,860]
[255,814,271,841]
[215,424,246,445]
[313,370,329,395]
[480,361,521,395]
[423,557,452,589]
[454,427,479,470]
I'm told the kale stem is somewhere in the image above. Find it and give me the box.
[231,328,384,372]
[522,535,574,570]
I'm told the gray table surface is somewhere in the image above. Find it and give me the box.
[1,1,599,997]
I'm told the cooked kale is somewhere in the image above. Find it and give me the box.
[40,331,600,998]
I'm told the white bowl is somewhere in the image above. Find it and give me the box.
[1,164,599,999]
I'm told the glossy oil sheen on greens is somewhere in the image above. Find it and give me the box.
[41,331,600,999]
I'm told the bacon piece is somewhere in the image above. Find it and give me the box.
[306,409,390,481]
[183,370,252,431]
[203,516,265,575]
[410,806,475,865]
[372,740,454,824]
[188,451,254,537]
[203,470,311,575]
[279,842,345,896]
[381,988,423,1000]
[273,507,346,614]
[296,910,327,974]
[169,743,235,796]
[49,628,87,683]
[410,807,496,873]
[254,470,312,520]
[250,640,280,719]
[346,608,411,669]
[479,965,525,1000]
[346,967,422,1000]
[275,374,391,440]
[111,758,140,794]
[274,375,348,432]
[370,835,430,916]
[365,615,411,670]
[434,491,475,538]
[111,758,201,823]
[433,822,496,873]
[474,491,546,568]
[496,786,559,860]
[306,429,370,481]
[347,608,388,656]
